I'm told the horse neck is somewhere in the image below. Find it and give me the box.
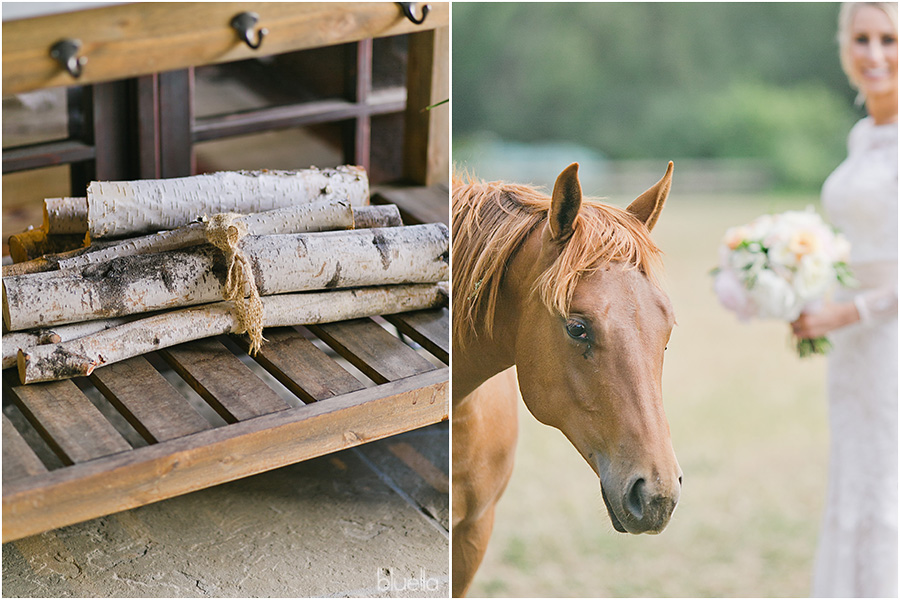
[452,227,544,403]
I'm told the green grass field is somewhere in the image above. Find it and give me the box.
[467,192,830,598]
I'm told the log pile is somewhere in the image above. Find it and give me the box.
[3,166,449,384]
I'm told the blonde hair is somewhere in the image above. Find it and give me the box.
[837,2,899,99]
[451,175,662,346]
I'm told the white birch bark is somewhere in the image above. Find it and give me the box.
[4,205,401,276]
[2,317,133,369]
[87,166,369,238]
[44,197,88,234]
[2,239,125,277]
[353,205,402,229]
[3,223,449,331]
[57,202,402,271]
[18,282,448,383]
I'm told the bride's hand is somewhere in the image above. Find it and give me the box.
[791,302,860,339]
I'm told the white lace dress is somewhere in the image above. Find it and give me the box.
[813,117,898,598]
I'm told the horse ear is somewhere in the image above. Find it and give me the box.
[627,161,673,232]
[549,163,582,243]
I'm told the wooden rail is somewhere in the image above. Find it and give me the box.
[3,2,449,95]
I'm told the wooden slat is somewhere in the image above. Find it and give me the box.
[3,2,450,95]
[372,184,449,225]
[193,90,406,142]
[89,356,213,443]
[384,308,449,364]
[160,338,290,422]
[2,139,95,174]
[232,327,365,403]
[357,437,449,530]
[2,368,448,542]
[308,319,437,384]
[9,380,131,465]
[2,414,48,484]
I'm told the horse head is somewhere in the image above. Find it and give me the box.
[508,162,681,534]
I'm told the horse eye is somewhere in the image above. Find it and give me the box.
[565,319,589,341]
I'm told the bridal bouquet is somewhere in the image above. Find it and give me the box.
[712,208,854,357]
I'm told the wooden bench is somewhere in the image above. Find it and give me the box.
[2,2,449,542]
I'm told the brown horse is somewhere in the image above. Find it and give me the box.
[451,162,682,597]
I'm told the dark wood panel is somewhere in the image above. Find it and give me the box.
[2,140,95,174]
[2,414,48,484]
[90,356,213,443]
[232,327,365,403]
[384,308,449,364]
[192,91,405,143]
[160,338,290,423]
[9,380,132,465]
[308,318,436,384]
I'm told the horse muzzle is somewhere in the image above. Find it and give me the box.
[600,472,681,535]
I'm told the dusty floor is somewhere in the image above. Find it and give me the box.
[2,422,449,598]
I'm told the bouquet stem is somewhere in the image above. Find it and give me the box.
[796,336,833,357]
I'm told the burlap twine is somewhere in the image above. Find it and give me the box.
[205,213,265,354]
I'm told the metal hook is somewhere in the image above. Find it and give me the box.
[50,39,87,79]
[399,2,431,25]
[231,12,267,50]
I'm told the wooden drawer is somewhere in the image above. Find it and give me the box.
[3,2,448,95]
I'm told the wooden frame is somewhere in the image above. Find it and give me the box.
[2,2,449,188]
[1,2,449,542]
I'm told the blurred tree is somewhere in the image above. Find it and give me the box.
[452,2,861,190]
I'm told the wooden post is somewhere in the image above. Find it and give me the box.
[404,26,449,186]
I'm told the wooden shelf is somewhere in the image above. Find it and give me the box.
[1,2,450,543]
[2,308,449,542]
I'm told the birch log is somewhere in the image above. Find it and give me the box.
[57,202,403,271]
[3,223,449,331]
[18,282,448,383]
[2,317,133,369]
[87,166,369,239]
[3,239,125,277]
[8,228,86,263]
[44,197,88,234]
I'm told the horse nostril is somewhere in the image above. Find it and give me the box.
[678,475,683,487]
[625,478,645,520]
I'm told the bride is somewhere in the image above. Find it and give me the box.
[790,3,898,597]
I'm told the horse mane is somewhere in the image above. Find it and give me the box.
[452,172,663,346]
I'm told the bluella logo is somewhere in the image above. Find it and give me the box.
[376,568,441,593]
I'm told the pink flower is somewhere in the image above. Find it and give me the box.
[714,268,757,321]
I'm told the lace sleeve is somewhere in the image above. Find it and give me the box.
[854,287,899,323]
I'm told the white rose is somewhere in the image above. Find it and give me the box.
[767,238,798,269]
[829,233,851,263]
[746,214,775,240]
[729,246,767,276]
[748,268,802,321]
[794,253,834,303]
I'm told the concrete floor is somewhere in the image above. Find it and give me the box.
[1,422,449,598]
